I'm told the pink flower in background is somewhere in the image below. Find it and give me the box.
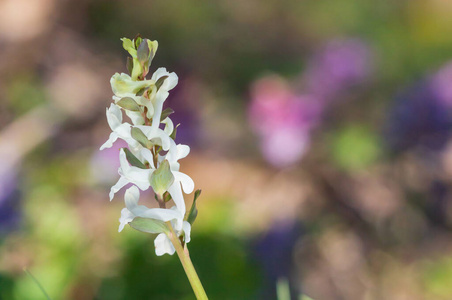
[91,139,125,185]
[249,38,373,168]
[304,38,372,101]
[431,61,452,107]
[249,76,322,167]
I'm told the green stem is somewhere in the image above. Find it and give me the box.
[23,268,52,300]
[167,224,208,300]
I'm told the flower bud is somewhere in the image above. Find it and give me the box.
[150,160,174,196]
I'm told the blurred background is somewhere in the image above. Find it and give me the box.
[1,0,452,299]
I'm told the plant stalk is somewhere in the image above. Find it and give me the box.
[167,223,208,300]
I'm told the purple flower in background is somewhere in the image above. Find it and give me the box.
[431,61,452,107]
[385,82,452,152]
[248,76,322,167]
[304,38,373,101]
[254,221,302,299]
[0,171,21,235]
[165,76,201,147]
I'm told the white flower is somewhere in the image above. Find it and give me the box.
[165,141,190,171]
[112,93,155,125]
[167,171,194,215]
[109,148,153,200]
[111,73,154,97]
[148,69,178,128]
[134,124,172,151]
[155,219,191,256]
[99,104,138,151]
[118,186,183,233]
[151,68,178,91]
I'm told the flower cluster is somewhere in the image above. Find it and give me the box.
[100,36,198,256]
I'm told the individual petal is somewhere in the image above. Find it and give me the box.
[137,207,182,222]
[106,104,123,130]
[168,183,186,217]
[100,132,119,150]
[124,185,140,208]
[162,117,174,136]
[123,168,152,190]
[119,149,152,190]
[119,148,131,173]
[182,221,191,244]
[176,145,190,160]
[151,67,169,81]
[139,148,155,169]
[114,123,132,139]
[136,126,171,151]
[125,110,145,125]
[145,102,155,119]
[154,233,175,256]
[154,130,171,151]
[109,176,129,201]
[151,68,178,91]
[164,72,178,91]
[118,207,135,232]
[169,206,183,231]
[123,187,182,224]
[164,142,180,172]
[173,171,195,194]
[149,89,169,130]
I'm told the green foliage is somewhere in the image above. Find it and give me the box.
[423,257,452,298]
[96,234,262,300]
[131,127,153,149]
[186,190,201,225]
[330,125,381,170]
[122,148,147,169]
[160,107,174,121]
[6,74,48,116]
[116,97,141,112]
[155,75,169,90]
[129,217,169,234]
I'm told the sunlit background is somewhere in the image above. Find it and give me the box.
[1,0,452,299]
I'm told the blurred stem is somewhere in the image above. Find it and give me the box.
[23,268,52,300]
[167,223,208,300]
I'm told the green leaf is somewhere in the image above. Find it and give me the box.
[129,217,169,234]
[116,97,141,112]
[163,191,172,202]
[147,40,158,67]
[160,107,175,121]
[150,160,174,195]
[121,38,136,57]
[137,40,150,64]
[155,75,169,90]
[134,35,142,49]
[126,57,133,75]
[122,148,146,169]
[170,123,180,140]
[186,189,201,225]
[131,127,152,148]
